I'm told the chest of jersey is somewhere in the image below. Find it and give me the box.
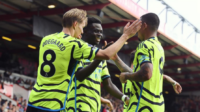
[83,59,103,80]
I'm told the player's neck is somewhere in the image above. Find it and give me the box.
[145,32,157,40]
[62,27,74,37]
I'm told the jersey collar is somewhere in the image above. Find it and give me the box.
[149,36,158,41]
[59,31,70,36]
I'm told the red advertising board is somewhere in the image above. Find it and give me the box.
[0,83,13,98]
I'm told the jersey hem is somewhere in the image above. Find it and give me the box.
[28,104,64,111]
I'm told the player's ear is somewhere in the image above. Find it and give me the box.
[143,22,147,29]
[73,21,78,30]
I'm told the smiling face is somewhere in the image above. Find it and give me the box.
[85,23,103,45]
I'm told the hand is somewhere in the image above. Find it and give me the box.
[123,20,142,39]
[102,41,114,50]
[101,99,113,112]
[173,82,182,94]
[119,72,128,83]
[125,97,130,106]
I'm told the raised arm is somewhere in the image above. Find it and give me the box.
[95,20,141,60]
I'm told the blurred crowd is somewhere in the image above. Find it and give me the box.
[0,71,35,90]
[101,89,124,112]
[0,95,27,112]
[168,96,200,112]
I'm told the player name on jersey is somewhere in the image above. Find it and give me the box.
[42,39,66,51]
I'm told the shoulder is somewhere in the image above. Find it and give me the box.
[137,40,153,50]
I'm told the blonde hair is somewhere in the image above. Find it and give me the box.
[62,8,87,27]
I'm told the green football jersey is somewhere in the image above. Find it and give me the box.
[122,80,133,112]
[66,59,110,112]
[28,32,99,111]
[128,37,165,112]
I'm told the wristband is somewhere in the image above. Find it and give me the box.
[172,82,177,86]
[121,95,127,102]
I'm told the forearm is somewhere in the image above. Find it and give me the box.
[163,75,176,85]
[105,35,128,58]
[95,35,129,60]
[103,78,123,100]
[75,60,101,81]
[100,97,107,104]
[112,55,133,73]
[124,63,152,82]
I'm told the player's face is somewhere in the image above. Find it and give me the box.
[74,20,86,39]
[87,23,103,45]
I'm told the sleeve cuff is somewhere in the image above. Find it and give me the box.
[140,61,151,66]
[95,48,99,55]
[101,75,110,80]
[89,48,99,61]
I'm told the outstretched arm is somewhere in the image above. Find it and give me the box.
[120,63,153,82]
[163,75,176,84]
[111,54,133,73]
[163,75,182,94]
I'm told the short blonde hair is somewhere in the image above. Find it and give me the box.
[62,8,87,27]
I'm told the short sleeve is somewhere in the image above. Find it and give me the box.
[136,41,153,66]
[101,61,110,82]
[71,39,99,61]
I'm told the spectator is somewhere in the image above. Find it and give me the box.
[1,100,8,112]
[3,71,12,79]
[21,99,26,107]
[16,78,24,85]
[0,96,2,106]
[13,95,17,101]
[18,97,23,105]
[12,105,16,112]
[15,105,19,112]
[18,105,24,112]
[7,101,12,109]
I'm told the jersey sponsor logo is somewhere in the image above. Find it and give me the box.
[42,39,66,51]
[89,69,101,80]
